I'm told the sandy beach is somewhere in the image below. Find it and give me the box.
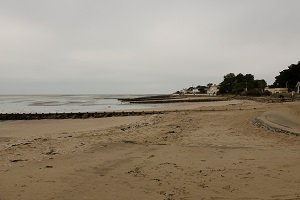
[0,100,300,200]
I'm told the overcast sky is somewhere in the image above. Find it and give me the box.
[0,0,299,94]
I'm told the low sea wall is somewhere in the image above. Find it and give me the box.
[233,96,294,103]
[122,97,229,104]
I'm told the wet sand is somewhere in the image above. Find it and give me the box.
[0,100,300,200]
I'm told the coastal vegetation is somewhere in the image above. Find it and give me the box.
[219,73,267,95]
[272,61,300,90]
[180,61,299,97]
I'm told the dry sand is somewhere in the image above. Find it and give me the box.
[0,100,300,200]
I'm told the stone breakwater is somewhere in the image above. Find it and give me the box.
[0,111,165,121]
[0,107,261,121]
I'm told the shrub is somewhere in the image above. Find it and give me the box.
[263,90,272,96]
[245,89,263,96]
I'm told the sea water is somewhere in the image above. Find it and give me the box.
[0,95,161,113]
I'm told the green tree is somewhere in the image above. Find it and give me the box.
[219,73,236,94]
[254,79,267,91]
[219,73,266,95]
[273,61,300,90]
[233,73,246,93]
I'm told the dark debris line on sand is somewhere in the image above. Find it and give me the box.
[253,118,299,136]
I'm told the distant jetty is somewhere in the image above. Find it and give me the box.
[118,94,229,104]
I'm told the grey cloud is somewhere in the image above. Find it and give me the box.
[0,0,300,94]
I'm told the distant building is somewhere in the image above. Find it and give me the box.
[265,87,288,94]
[207,84,219,96]
[178,87,200,95]
[179,88,188,95]
[192,88,199,94]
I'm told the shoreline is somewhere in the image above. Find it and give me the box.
[1,100,300,199]
[0,99,260,120]
[1,98,299,136]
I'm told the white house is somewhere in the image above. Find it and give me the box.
[265,87,288,94]
[207,84,219,96]
[178,87,200,95]
[192,88,199,94]
[179,88,188,94]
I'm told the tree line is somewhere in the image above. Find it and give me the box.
[272,61,300,90]
[219,61,300,95]
[176,61,299,96]
[219,73,266,95]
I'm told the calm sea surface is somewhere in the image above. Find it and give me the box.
[0,95,162,113]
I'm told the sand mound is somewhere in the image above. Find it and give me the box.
[256,105,300,136]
